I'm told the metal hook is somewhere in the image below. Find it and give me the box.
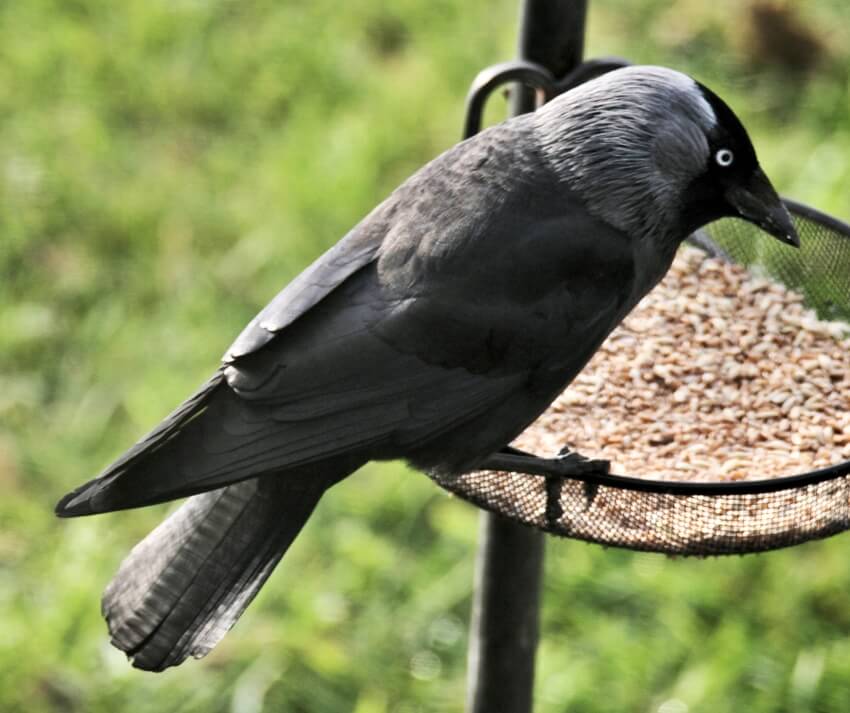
[462,56,632,140]
[462,60,556,139]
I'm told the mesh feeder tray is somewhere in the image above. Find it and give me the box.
[429,202,850,556]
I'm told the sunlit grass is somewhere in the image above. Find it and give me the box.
[1,1,850,711]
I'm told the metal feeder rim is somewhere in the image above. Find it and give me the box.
[784,197,850,236]
[488,458,850,496]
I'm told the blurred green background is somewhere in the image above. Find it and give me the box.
[2,1,850,711]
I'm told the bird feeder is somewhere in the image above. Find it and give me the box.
[457,1,850,711]
[433,164,850,557]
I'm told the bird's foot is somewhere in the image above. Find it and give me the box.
[479,446,609,478]
[553,446,611,476]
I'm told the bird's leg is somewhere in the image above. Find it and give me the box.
[480,445,610,477]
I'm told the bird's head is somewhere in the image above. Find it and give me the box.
[533,65,798,248]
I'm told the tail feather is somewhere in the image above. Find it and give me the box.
[103,474,326,671]
[56,372,227,517]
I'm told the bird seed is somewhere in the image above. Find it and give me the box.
[516,245,850,482]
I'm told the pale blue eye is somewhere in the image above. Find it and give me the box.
[715,148,734,167]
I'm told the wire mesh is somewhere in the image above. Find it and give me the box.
[428,201,850,555]
[708,200,850,326]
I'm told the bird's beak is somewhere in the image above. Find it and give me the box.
[725,167,800,247]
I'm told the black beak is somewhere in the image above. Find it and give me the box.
[725,167,800,248]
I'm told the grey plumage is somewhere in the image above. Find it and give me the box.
[56,66,798,670]
[535,66,715,241]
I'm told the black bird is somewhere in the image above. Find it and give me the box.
[56,66,798,671]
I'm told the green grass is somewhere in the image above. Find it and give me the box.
[2,1,850,711]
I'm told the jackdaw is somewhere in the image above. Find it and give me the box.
[56,65,798,671]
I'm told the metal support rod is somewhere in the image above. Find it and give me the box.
[466,515,545,713]
[466,2,588,712]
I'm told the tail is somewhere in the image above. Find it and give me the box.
[56,372,228,517]
[103,474,325,671]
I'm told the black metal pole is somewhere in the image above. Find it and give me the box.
[466,3,588,712]
[466,515,544,713]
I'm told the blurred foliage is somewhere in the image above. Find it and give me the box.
[1,0,850,711]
